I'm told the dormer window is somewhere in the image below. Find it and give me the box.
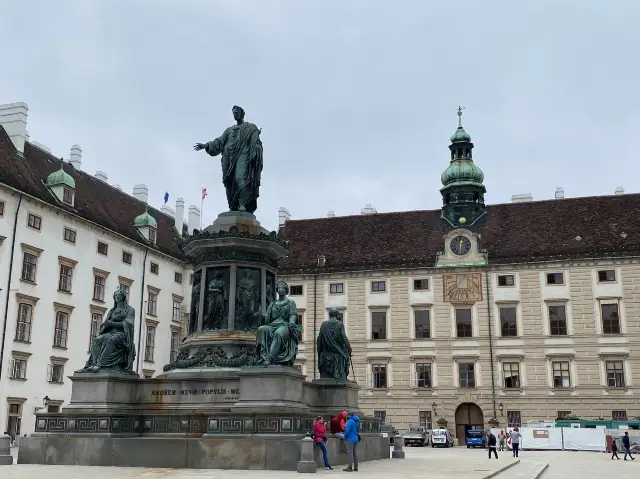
[62,188,74,205]
[133,210,158,244]
[45,163,76,207]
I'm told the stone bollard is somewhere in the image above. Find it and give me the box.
[391,433,405,459]
[0,435,13,465]
[296,435,317,473]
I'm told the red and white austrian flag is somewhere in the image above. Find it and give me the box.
[201,186,207,200]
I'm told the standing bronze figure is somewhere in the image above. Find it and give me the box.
[194,105,263,213]
[317,308,352,379]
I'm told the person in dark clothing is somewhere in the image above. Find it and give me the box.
[622,432,635,461]
[611,438,620,460]
[487,431,498,459]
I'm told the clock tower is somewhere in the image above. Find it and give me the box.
[440,108,487,227]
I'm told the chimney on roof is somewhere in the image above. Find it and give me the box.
[31,141,50,153]
[511,193,533,203]
[188,205,201,234]
[278,207,291,228]
[95,171,108,183]
[133,184,149,203]
[360,204,377,215]
[25,131,30,143]
[555,187,564,199]
[327,210,335,218]
[69,144,82,170]
[175,197,185,235]
[0,102,28,155]
[615,186,625,195]
[160,205,175,217]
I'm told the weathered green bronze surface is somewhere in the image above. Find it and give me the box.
[194,105,263,214]
[78,289,136,373]
[317,308,352,379]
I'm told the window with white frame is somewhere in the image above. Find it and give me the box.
[598,270,616,282]
[371,281,386,292]
[419,411,432,429]
[601,302,620,334]
[552,361,571,388]
[414,309,430,339]
[413,278,429,291]
[93,275,106,301]
[455,308,472,338]
[548,304,568,336]
[89,312,103,352]
[507,410,521,427]
[170,330,180,362]
[47,363,65,383]
[606,360,625,388]
[329,282,344,294]
[546,272,564,285]
[172,300,181,322]
[63,227,76,244]
[458,362,475,388]
[150,262,159,274]
[497,274,515,287]
[502,362,520,388]
[53,311,69,348]
[97,241,108,256]
[174,272,183,284]
[372,364,388,388]
[58,264,73,292]
[145,324,156,361]
[147,290,158,316]
[10,356,27,380]
[27,213,42,230]
[499,306,518,337]
[15,303,33,342]
[371,311,387,340]
[612,410,627,420]
[415,362,432,388]
[21,252,37,282]
[119,282,131,301]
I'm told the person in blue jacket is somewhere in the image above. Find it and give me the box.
[622,432,635,461]
[343,411,360,472]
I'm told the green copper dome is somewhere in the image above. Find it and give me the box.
[450,106,471,143]
[441,159,484,186]
[46,166,75,189]
[133,211,157,229]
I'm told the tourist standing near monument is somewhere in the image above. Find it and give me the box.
[331,410,347,439]
[343,411,361,472]
[313,416,332,470]
[510,427,521,457]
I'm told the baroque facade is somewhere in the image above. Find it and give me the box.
[280,110,640,439]
[0,102,194,440]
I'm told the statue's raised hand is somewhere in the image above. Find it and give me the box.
[193,143,206,151]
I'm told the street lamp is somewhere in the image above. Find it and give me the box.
[498,402,504,415]
[432,402,437,413]
[34,396,51,413]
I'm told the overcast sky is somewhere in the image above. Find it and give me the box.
[1,1,638,231]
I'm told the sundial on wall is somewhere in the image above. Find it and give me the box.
[442,273,483,303]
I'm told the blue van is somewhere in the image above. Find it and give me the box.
[465,429,486,448]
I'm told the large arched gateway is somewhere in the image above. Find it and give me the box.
[455,402,484,444]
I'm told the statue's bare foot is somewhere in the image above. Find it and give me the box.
[89,366,99,372]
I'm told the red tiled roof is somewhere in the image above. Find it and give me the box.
[0,126,186,261]
[279,194,640,274]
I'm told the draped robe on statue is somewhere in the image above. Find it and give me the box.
[256,298,301,366]
[317,318,352,379]
[84,305,136,371]
[204,122,263,213]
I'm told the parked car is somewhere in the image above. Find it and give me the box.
[431,428,454,447]
[403,426,428,447]
[465,429,486,448]
[380,423,399,445]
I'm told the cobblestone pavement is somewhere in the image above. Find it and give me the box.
[6,446,639,478]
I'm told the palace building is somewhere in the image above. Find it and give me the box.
[0,102,194,441]
[279,109,640,439]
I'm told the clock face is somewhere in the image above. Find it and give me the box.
[450,235,472,256]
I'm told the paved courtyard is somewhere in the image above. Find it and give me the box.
[6,446,639,478]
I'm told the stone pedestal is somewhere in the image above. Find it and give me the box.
[233,366,309,414]
[392,436,405,459]
[296,436,317,473]
[0,435,12,465]
[305,379,359,414]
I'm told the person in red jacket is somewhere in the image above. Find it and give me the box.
[331,411,347,439]
[313,416,332,470]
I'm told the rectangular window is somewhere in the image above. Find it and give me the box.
[145,325,156,361]
[606,360,625,388]
[329,283,344,294]
[15,303,33,342]
[498,274,515,286]
[499,306,518,337]
[122,251,132,265]
[557,410,571,419]
[170,331,179,362]
[93,275,105,301]
[612,410,627,420]
[53,311,69,348]
[97,241,108,255]
[174,272,183,284]
[63,227,76,244]
[507,410,521,428]
[458,362,475,388]
[119,283,130,301]
[89,312,102,352]
[149,229,157,243]
[10,358,27,379]
[552,361,571,388]
[371,281,386,292]
[58,264,73,292]
[601,303,620,334]
[549,305,567,336]
[0,200,4,216]
[297,313,304,330]
[150,262,159,274]
[416,363,432,388]
[546,272,564,285]
[371,311,387,340]
[21,252,37,282]
[47,364,64,383]
[598,270,616,282]
[374,410,387,423]
[172,301,181,322]
[414,310,430,339]
[290,285,303,295]
[419,411,432,429]
[502,362,520,388]
[27,213,42,230]
[62,188,73,205]
[455,308,473,338]
[372,364,387,389]
[147,291,158,316]
[413,279,429,291]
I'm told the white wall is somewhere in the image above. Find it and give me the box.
[0,187,191,437]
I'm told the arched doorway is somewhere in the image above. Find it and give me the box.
[455,402,484,445]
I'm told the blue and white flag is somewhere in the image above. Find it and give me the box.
[163,192,169,204]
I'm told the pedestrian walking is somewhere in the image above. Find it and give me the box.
[611,438,620,460]
[487,431,498,459]
[511,427,521,458]
[622,432,635,461]
[498,430,506,451]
